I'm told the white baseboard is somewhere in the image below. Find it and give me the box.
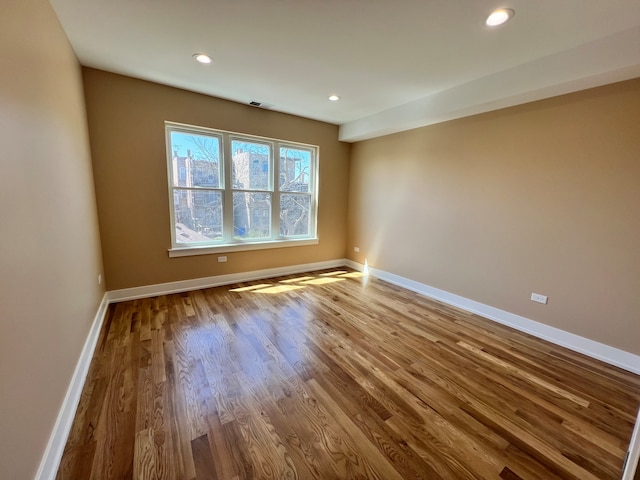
[349,260,640,476]
[34,259,346,479]
[38,259,640,480]
[345,259,640,375]
[107,259,348,302]
[35,292,110,480]
[623,408,640,480]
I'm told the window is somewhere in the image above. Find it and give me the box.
[165,122,318,256]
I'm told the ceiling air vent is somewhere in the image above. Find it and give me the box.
[248,100,273,109]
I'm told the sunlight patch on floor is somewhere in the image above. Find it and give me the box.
[280,276,315,283]
[256,284,306,294]
[301,277,345,285]
[319,270,348,277]
[227,269,360,294]
[339,272,364,279]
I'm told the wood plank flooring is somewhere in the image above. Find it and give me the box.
[57,268,640,479]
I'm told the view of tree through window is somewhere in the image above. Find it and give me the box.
[166,123,318,251]
[170,131,223,243]
[280,147,312,236]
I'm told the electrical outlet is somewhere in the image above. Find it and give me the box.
[354,246,360,252]
[218,256,227,263]
[531,292,548,304]
[98,274,102,285]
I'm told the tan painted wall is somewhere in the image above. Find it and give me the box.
[0,0,104,478]
[348,78,640,355]
[83,69,350,291]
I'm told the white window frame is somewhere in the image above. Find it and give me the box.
[165,122,319,257]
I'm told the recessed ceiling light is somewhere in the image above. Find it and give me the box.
[193,53,212,64]
[328,95,340,102]
[485,8,514,27]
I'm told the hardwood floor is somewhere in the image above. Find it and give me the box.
[57,268,640,479]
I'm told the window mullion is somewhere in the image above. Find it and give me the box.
[221,133,234,243]
[272,141,281,239]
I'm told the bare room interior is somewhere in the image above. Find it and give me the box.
[1,0,640,479]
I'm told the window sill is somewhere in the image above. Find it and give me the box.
[168,238,319,258]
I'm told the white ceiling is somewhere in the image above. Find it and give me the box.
[49,0,640,142]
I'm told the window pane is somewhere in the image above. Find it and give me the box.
[170,131,222,188]
[280,147,311,193]
[232,140,271,190]
[173,189,222,243]
[233,192,271,239]
[280,193,310,236]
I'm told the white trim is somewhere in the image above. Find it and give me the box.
[35,292,110,480]
[108,259,346,302]
[168,238,319,257]
[623,408,640,480]
[345,259,640,375]
[38,259,640,479]
[165,121,319,252]
[36,259,345,478]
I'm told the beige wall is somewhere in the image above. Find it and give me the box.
[348,78,640,355]
[0,0,104,478]
[0,9,636,474]
[83,69,350,291]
